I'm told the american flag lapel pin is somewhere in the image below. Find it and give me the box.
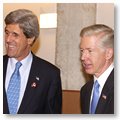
[102,94,107,100]
[36,76,40,81]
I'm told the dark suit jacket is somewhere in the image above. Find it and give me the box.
[3,54,62,114]
[80,69,114,114]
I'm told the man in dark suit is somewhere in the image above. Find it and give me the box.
[79,24,114,114]
[3,9,62,114]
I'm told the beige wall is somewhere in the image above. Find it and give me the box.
[3,3,114,90]
[96,3,114,29]
[56,3,96,90]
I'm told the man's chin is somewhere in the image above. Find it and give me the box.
[85,69,93,75]
[7,52,15,58]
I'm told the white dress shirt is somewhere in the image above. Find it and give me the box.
[90,63,114,109]
[5,52,33,111]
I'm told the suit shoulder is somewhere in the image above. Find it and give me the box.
[3,55,9,62]
[3,55,8,59]
[81,80,93,92]
[33,55,60,72]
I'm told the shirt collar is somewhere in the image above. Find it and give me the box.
[20,52,33,69]
[9,52,33,69]
[94,63,114,88]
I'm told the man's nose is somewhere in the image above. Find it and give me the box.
[81,51,88,61]
[5,34,13,42]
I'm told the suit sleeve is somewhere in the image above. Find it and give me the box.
[44,69,62,114]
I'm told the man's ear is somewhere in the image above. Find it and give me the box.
[105,48,114,60]
[27,37,35,45]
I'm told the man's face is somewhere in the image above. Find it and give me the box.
[5,24,31,61]
[80,36,107,77]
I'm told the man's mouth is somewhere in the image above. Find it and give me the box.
[82,63,92,69]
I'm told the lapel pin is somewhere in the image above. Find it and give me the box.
[102,94,107,100]
[31,82,37,88]
[36,76,40,81]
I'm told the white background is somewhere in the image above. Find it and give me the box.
[0,0,119,120]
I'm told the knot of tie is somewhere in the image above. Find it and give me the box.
[16,62,22,70]
[94,80,100,92]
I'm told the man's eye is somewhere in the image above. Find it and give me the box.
[88,50,93,53]
[12,33,19,37]
[5,31,9,36]
[80,49,84,53]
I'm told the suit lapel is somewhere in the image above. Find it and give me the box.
[85,80,94,113]
[96,69,114,113]
[18,74,40,113]
[18,55,42,113]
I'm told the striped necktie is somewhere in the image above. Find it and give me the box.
[7,62,22,114]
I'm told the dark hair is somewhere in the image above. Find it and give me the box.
[5,9,40,42]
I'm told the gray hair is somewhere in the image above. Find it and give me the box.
[5,9,40,42]
[80,24,114,49]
